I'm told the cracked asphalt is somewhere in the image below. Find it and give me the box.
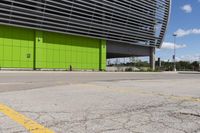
[0,71,200,133]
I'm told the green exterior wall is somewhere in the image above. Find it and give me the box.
[0,25,106,70]
[100,40,106,70]
[0,25,34,68]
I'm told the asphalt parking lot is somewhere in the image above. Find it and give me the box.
[0,71,200,133]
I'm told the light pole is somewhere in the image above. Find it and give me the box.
[173,34,177,71]
[199,56,200,72]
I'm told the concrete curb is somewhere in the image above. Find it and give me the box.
[178,72,200,74]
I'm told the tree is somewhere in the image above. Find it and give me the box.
[191,61,199,71]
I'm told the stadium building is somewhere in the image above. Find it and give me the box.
[0,0,171,70]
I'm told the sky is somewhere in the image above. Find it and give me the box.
[157,0,200,62]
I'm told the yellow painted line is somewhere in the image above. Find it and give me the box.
[170,96,200,103]
[88,84,200,103]
[0,103,54,133]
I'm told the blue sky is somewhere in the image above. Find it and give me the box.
[157,0,200,62]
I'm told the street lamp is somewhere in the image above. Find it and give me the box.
[199,56,200,72]
[173,33,177,71]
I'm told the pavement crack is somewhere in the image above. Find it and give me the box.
[179,112,200,118]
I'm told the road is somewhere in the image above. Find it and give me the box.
[0,71,200,133]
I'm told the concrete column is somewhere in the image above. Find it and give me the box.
[150,47,155,70]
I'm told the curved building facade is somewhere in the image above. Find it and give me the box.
[0,0,171,70]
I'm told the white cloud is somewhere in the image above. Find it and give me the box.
[175,28,200,37]
[177,54,200,62]
[181,4,192,13]
[161,42,187,49]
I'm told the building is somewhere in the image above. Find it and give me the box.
[0,0,171,70]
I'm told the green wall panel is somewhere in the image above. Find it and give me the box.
[0,25,34,68]
[100,40,107,70]
[0,25,106,70]
[35,31,103,70]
